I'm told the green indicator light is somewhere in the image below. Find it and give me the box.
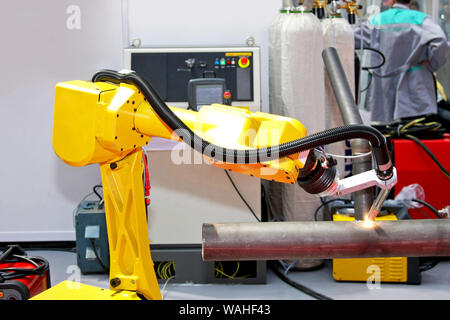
[220,59,226,66]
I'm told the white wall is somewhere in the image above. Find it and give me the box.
[0,0,123,241]
[126,0,280,113]
[0,0,281,242]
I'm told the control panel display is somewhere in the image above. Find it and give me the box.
[196,84,224,106]
[129,50,255,103]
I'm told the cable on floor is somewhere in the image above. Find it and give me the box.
[269,260,333,301]
[261,185,333,300]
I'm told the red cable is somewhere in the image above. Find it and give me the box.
[142,151,151,205]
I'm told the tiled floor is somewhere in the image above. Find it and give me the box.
[28,250,450,300]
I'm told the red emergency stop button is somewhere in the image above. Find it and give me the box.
[238,56,250,68]
[224,91,231,99]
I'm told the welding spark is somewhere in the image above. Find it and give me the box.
[362,216,375,228]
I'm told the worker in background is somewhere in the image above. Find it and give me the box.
[408,0,419,11]
[354,0,448,123]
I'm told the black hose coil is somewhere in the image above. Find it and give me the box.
[91,70,392,178]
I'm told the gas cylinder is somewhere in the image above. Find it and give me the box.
[268,0,326,270]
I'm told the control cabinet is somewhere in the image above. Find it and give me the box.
[124,47,261,111]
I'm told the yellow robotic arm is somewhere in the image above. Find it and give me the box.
[50,73,311,300]
[47,69,395,300]
[52,79,309,183]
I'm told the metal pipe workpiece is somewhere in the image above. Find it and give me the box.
[202,219,450,261]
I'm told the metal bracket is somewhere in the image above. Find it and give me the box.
[321,168,398,197]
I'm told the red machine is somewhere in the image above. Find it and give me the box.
[392,134,450,219]
[0,245,50,300]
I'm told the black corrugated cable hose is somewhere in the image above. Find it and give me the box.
[91,70,393,180]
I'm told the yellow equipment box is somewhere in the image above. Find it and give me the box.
[332,212,421,284]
